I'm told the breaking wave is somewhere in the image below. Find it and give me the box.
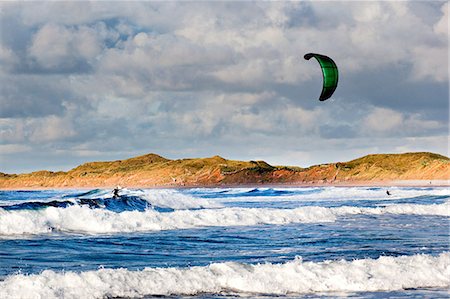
[136,188,221,209]
[0,189,219,213]
[191,186,450,202]
[0,205,336,236]
[0,201,448,236]
[1,252,448,298]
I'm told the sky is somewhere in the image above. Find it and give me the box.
[0,1,448,174]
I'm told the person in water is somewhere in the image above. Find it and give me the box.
[386,190,391,196]
[113,186,121,198]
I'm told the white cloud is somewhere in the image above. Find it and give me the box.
[353,2,384,23]
[0,45,19,70]
[363,108,404,133]
[28,115,76,143]
[0,119,25,143]
[28,23,103,70]
[362,107,444,136]
[0,144,30,155]
[434,2,448,36]
[410,45,448,82]
[403,113,442,132]
[393,135,449,155]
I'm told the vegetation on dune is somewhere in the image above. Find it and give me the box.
[0,152,448,188]
[70,153,170,175]
[342,152,448,170]
[335,152,449,181]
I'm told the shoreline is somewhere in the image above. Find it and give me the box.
[1,180,448,191]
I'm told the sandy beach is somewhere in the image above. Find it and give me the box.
[1,179,448,191]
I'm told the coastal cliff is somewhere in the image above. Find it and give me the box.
[0,152,448,188]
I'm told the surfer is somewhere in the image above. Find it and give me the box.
[113,186,121,198]
[386,190,391,196]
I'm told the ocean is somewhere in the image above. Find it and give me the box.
[0,187,449,298]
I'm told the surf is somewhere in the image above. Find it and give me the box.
[1,252,448,298]
[0,200,448,236]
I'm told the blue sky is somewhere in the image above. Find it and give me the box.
[0,1,448,173]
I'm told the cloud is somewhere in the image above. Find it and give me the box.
[27,23,106,72]
[434,2,448,36]
[0,112,77,145]
[0,74,71,118]
[363,107,404,133]
[0,45,19,71]
[0,119,25,144]
[362,107,443,137]
[0,144,30,155]
[28,115,77,143]
[0,1,447,173]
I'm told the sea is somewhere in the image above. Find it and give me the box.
[0,186,449,298]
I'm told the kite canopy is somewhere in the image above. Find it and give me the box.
[304,53,338,101]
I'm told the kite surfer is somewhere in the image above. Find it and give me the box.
[113,186,121,198]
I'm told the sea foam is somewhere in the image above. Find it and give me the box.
[136,188,221,209]
[1,252,448,298]
[211,186,450,203]
[0,205,337,236]
[0,201,448,236]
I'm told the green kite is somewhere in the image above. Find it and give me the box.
[304,53,339,101]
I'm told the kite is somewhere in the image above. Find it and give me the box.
[304,53,338,101]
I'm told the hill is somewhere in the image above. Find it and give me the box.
[0,152,448,189]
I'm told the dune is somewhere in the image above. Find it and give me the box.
[0,152,448,189]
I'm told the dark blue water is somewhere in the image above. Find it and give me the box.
[0,187,448,298]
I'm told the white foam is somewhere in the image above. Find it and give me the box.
[0,189,220,210]
[214,187,450,203]
[0,205,336,236]
[313,186,450,201]
[0,201,448,236]
[134,189,221,209]
[333,201,450,217]
[1,252,448,298]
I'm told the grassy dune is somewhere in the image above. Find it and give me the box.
[0,152,448,188]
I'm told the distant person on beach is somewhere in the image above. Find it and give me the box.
[386,190,391,196]
[113,186,121,198]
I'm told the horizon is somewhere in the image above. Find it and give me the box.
[1,1,448,173]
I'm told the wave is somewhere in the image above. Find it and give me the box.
[334,201,450,217]
[0,205,336,236]
[2,187,447,212]
[0,195,153,213]
[1,252,448,298]
[195,186,450,204]
[0,190,66,205]
[136,189,221,209]
[0,201,448,236]
[187,187,321,198]
[0,189,220,213]
[62,189,104,198]
[61,188,220,210]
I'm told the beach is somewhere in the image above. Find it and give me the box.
[1,179,449,191]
